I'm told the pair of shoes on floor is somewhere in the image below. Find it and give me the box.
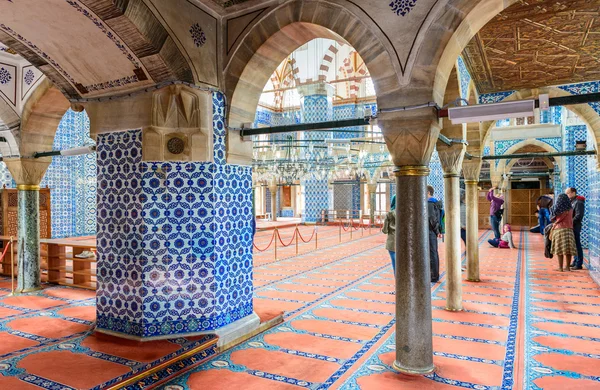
[431,279,439,283]
[570,266,583,270]
[75,250,95,259]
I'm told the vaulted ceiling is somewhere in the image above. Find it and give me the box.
[462,0,600,94]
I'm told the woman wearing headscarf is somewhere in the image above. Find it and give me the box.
[550,193,577,271]
[382,195,396,276]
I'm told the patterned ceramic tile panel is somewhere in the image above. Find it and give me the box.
[302,178,329,223]
[479,91,515,104]
[333,184,353,211]
[564,125,591,248]
[457,56,471,100]
[40,109,96,238]
[587,159,600,286]
[333,104,359,139]
[429,150,445,202]
[351,181,361,211]
[301,94,332,141]
[0,163,14,187]
[96,130,144,335]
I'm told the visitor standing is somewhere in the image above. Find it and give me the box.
[427,186,443,283]
[487,187,504,240]
[550,194,576,272]
[566,187,586,270]
[537,192,554,235]
[382,195,396,276]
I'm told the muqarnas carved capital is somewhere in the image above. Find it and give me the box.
[143,85,213,162]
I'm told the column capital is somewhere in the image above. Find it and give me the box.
[268,184,278,194]
[378,107,440,167]
[437,143,466,177]
[4,158,51,186]
[490,174,503,188]
[367,183,378,193]
[462,158,482,182]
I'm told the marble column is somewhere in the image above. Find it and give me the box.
[438,144,465,311]
[17,186,41,292]
[368,183,377,225]
[5,158,51,294]
[269,184,278,222]
[379,108,439,375]
[463,160,482,282]
[394,166,434,374]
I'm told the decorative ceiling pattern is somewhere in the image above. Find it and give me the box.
[462,0,600,94]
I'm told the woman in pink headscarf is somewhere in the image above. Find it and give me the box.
[488,224,517,249]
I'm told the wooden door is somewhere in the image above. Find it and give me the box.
[478,189,491,229]
[509,189,543,227]
[282,186,292,208]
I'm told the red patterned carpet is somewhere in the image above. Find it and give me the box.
[0,227,598,389]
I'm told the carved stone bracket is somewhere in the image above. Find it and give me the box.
[379,107,440,167]
[438,143,466,177]
[462,158,483,182]
[4,158,51,186]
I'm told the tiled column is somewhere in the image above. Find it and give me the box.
[438,144,466,311]
[380,108,439,375]
[463,160,482,282]
[299,83,333,223]
[5,159,51,293]
[368,183,377,225]
[269,183,278,222]
[95,89,257,343]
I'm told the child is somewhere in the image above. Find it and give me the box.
[488,224,517,249]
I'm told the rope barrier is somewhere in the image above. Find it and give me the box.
[297,227,316,243]
[253,232,275,252]
[276,229,297,247]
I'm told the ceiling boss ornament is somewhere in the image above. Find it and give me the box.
[389,0,417,16]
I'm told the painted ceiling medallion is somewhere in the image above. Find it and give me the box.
[24,69,34,85]
[0,67,11,84]
[190,23,207,48]
[389,0,417,16]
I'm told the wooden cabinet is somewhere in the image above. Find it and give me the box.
[0,188,52,276]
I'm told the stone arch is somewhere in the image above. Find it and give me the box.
[480,87,600,152]
[225,1,402,128]
[494,139,562,177]
[0,96,20,157]
[19,79,71,156]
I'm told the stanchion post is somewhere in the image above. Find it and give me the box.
[350,220,353,240]
[339,221,342,243]
[295,226,299,255]
[10,237,14,295]
[274,229,278,261]
[315,227,318,250]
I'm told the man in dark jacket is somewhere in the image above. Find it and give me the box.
[427,185,443,283]
[536,192,554,235]
[566,187,585,269]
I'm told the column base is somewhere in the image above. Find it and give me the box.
[13,286,43,294]
[467,278,481,282]
[96,312,261,348]
[445,307,463,312]
[392,360,435,376]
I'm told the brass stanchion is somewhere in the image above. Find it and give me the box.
[339,220,342,243]
[315,227,318,250]
[350,220,353,240]
[295,226,299,255]
[274,229,278,261]
[10,237,14,295]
